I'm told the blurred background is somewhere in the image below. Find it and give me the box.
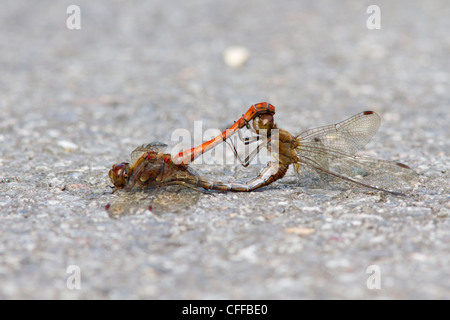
[2,1,448,156]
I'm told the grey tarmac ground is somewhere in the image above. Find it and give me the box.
[0,0,449,299]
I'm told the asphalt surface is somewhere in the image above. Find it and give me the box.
[0,0,449,299]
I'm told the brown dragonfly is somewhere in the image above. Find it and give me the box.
[219,110,418,195]
[109,141,263,192]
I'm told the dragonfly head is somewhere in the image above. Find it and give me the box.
[252,114,275,134]
[109,162,130,189]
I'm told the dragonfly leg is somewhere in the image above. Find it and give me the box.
[235,125,260,145]
[225,139,246,166]
[147,185,162,196]
[227,123,274,167]
[226,138,267,167]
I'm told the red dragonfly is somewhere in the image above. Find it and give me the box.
[214,110,418,195]
[171,102,275,165]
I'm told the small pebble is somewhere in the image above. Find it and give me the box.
[57,140,79,151]
[223,46,250,68]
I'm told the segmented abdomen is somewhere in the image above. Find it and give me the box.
[185,162,289,192]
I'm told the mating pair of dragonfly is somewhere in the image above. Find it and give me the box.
[109,103,417,196]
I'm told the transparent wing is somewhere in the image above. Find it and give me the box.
[294,111,418,193]
[295,111,381,158]
[131,141,168,163]
[295,152,418,193]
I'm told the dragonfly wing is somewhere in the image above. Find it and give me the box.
[295,148,418,193]
[333,156,417,192]
[131,141,168,163]
[126,159,159,187]
[295,111,381,156]
[294,112,418,193]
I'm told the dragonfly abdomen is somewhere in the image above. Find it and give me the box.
[185,162,290,192]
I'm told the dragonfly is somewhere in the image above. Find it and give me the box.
[171,102,275,165]
[216,109,418,195]
[109,141,266,192]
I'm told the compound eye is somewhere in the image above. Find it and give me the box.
[116,165,127,178]
[253,114,274,132]
[260,114,273,127]
[109,162,129,189]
